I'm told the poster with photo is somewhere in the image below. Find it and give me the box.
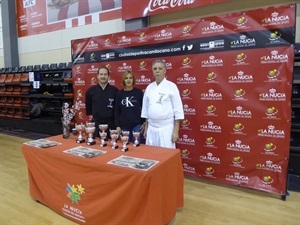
[108,155,159,171]
[46,0,121,23]
[63,146,107,158]
[24,139,61,148]
[16,0,122,37]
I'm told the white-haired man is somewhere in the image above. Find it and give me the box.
[141,59,184,149]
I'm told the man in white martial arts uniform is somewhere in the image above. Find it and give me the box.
[141,59,184,149]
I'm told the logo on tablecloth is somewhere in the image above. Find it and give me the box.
[63,183,86,222]
[66,183,85,204]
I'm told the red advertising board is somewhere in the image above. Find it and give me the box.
[16,0,121,37]
[122,0,229,20]
[71,3,296,195]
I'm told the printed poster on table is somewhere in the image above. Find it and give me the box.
[108,155,159,171]
[63,146,107,158]
[24,139,61,148]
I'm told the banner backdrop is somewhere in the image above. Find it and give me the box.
[71,4,296,195]
[16,0,122,37]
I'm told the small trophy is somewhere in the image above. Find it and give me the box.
[75,124,85,143]
[99,124,108,147]
[86,122,96,145]
[122,130,130,145]
[110,130,119,149]
[133,131,140,147]
[121,131,130,152]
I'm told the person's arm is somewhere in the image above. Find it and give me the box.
[141,87,149,138]
[85,88,92,116]
[171,119,181,143]
[114,92,121,131]
[171,83,184,143]
[141,119,148,138]
[85,88,93,121]
[113,86,119,130]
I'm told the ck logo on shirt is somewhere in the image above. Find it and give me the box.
[121,97,134,107]
[107,98,114,108]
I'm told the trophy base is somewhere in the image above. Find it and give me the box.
[121,147,128,152]
[100,143,107,147]
[133,143,140,147]
[87,141,96,146]
[76,139,85,144]
[111,145,118,149]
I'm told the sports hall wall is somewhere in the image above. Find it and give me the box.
[0,0,299,67]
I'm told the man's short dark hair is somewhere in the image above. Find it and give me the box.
[98,66,110,76]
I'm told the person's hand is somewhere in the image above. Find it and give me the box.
[140,122,145,133]
[140,122,147,138]
[172,120,180,143]
[171,132,179,143]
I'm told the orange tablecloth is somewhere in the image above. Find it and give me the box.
[22,135,184,225]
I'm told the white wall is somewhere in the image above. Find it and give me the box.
[0,14,124,68]
[17,18,125,67]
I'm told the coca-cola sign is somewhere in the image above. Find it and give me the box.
[122,0,229,20]
[147,0,196,12]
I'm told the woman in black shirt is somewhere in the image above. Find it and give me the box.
[114,71,144,143]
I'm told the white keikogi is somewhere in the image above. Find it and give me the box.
[141,78,184,148]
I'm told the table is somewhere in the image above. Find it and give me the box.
[22,135,184,225]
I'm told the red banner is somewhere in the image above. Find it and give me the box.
[72,3,296,195]
[16,0,121,37]
[122,0,229,20]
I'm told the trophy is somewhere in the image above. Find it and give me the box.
[120,131,130,152]
[110,129,119,149]
[62,102,79,139]
[122,130,130,145]
[75,124,85,143]
[99,124,108,147]
[133,131,140,147]
[86,122,96,145]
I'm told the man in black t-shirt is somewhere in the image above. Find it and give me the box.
[85,66,118,138]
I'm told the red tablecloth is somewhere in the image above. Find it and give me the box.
[22,135,184,225]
